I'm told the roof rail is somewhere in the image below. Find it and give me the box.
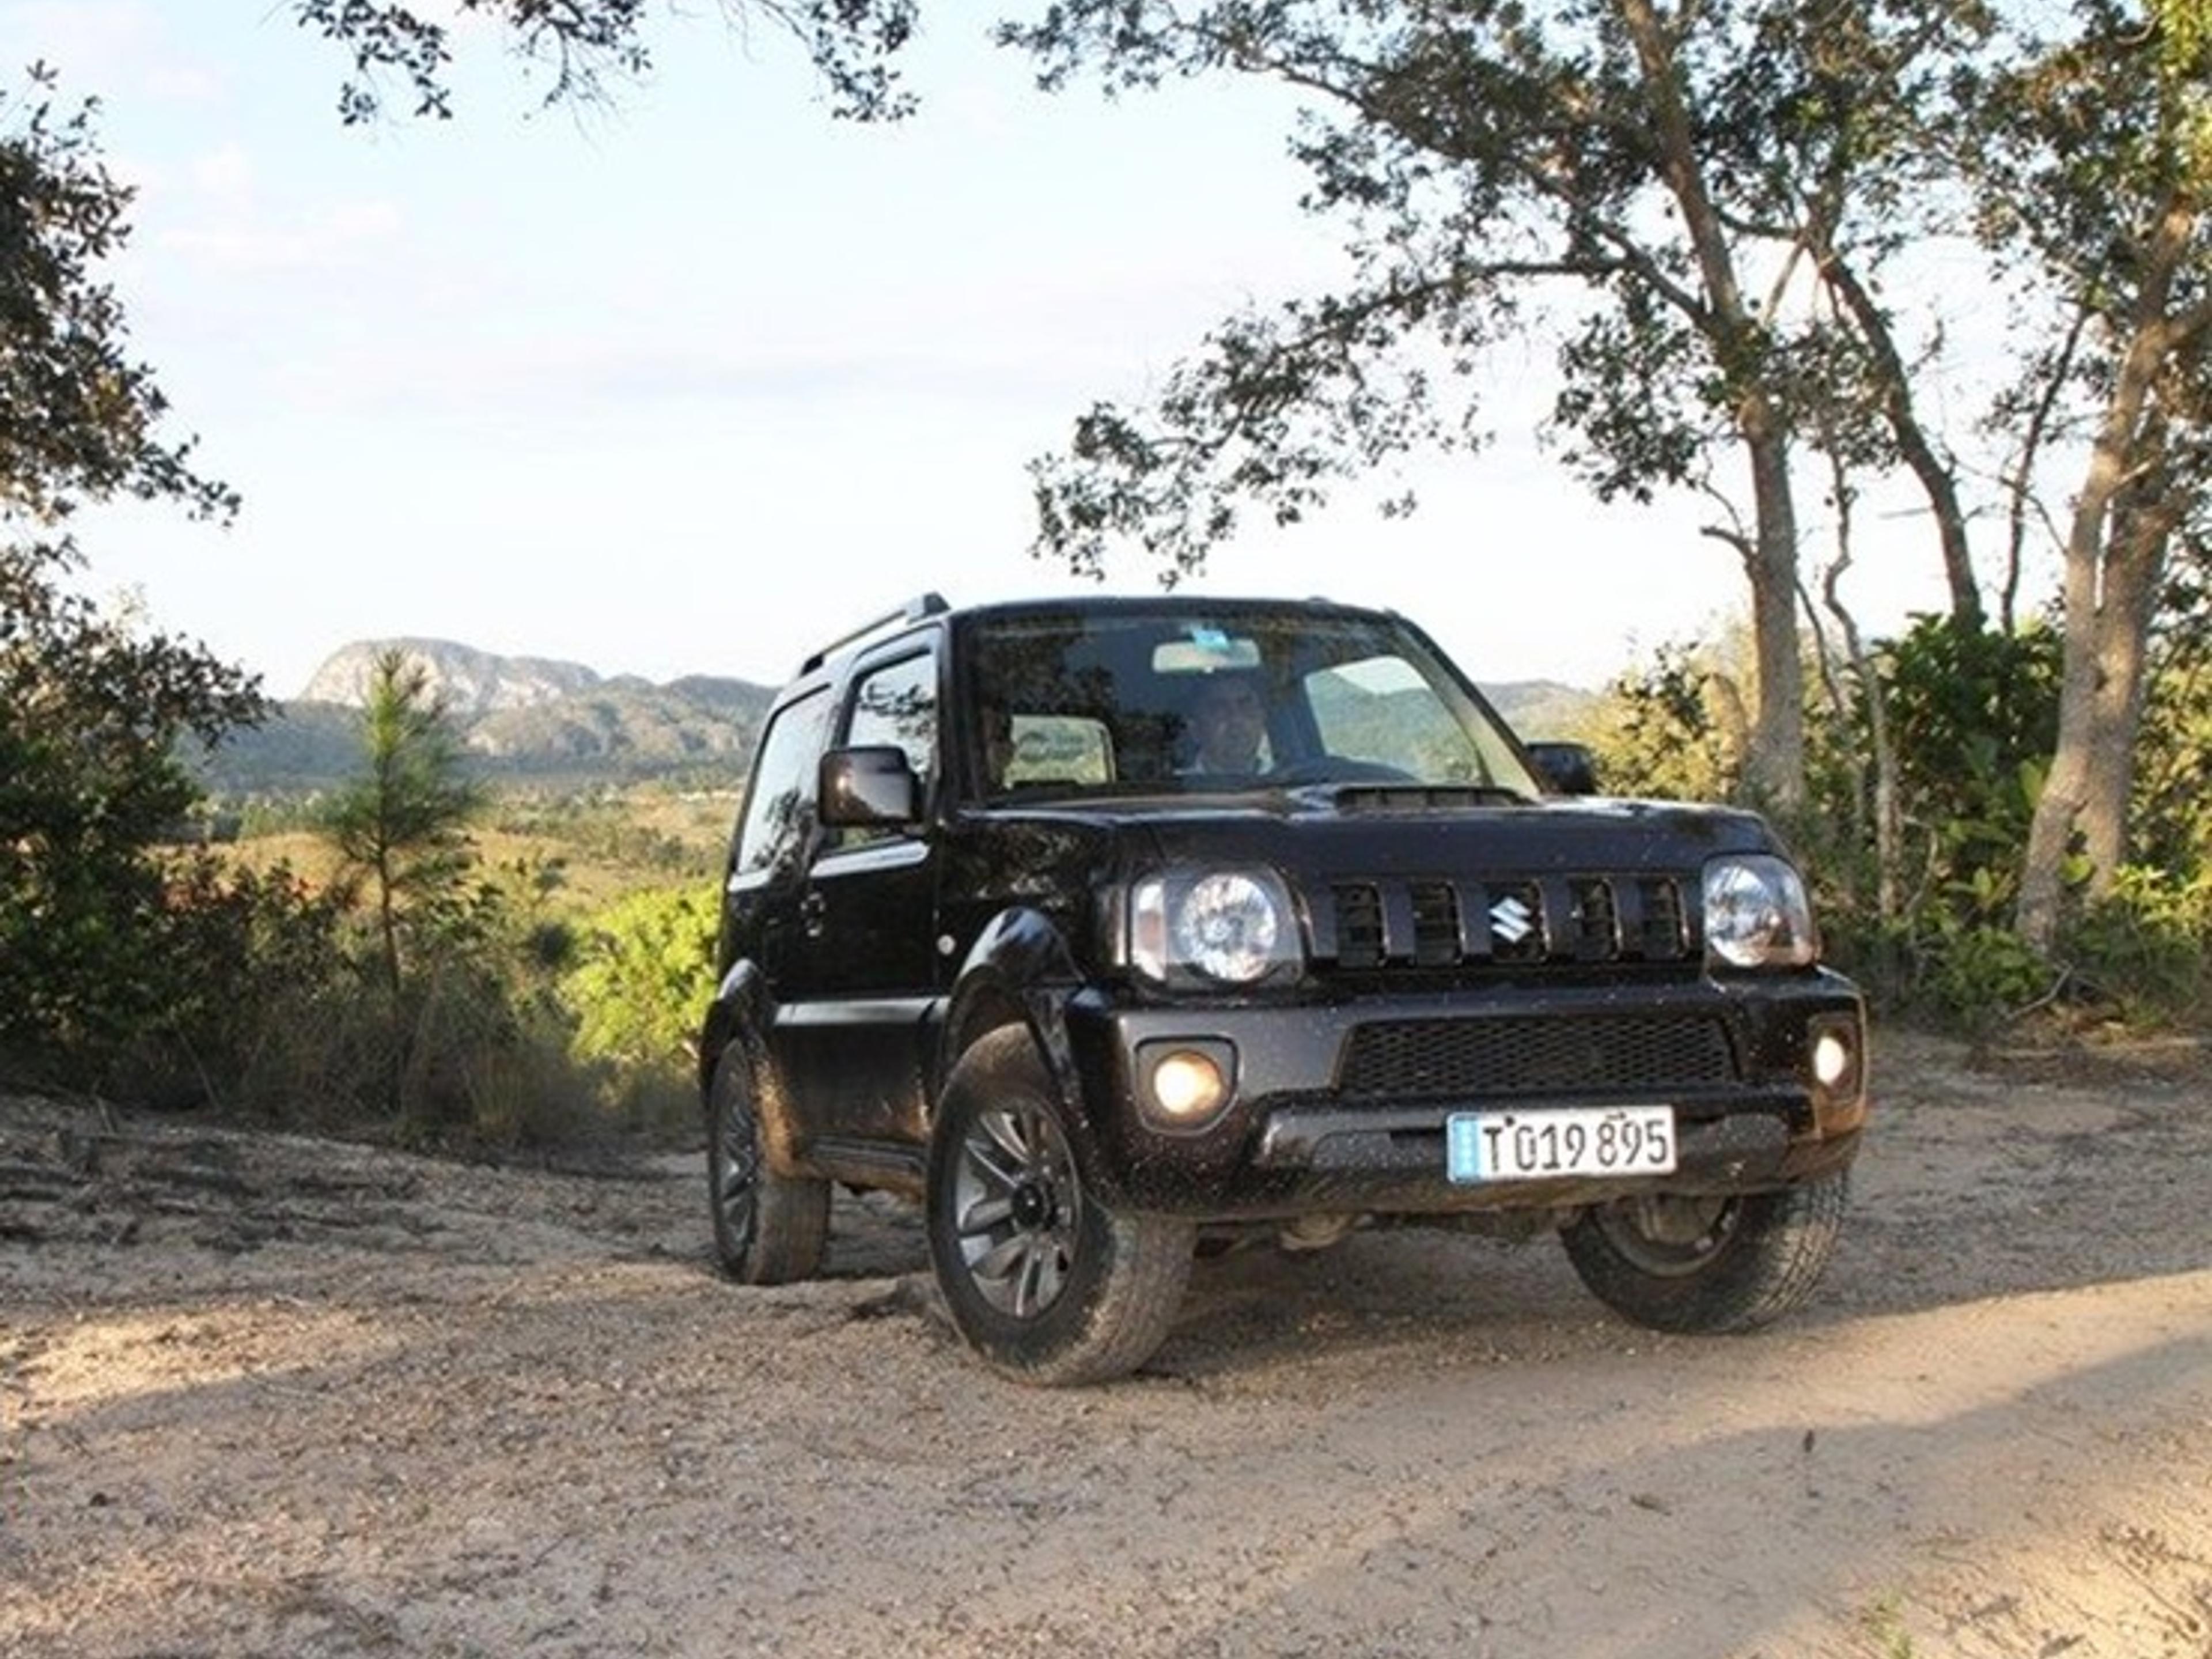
[799,592,950,675]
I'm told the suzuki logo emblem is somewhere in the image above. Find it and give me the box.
[1490,895,1535,944]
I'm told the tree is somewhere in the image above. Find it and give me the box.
[288,0,921,122]
[0,70,259,1075]
[0,542,261,1066]
[0,69,237,523]
[323,649,485,1003]
[1972,0,2212,949]
[1007,0,1992,813]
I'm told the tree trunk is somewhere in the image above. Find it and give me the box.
[2017,195,2199,952]
[1819,546,1902,921]
[2018,530,2107,952]
[1743,423,1806,810]
[2017,515,2165,947]
[2078,494,2173,882]
[1819,256,1982,627]
[1618,0,1806,811]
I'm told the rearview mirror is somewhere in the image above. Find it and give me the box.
[819,745,921,827]
[1525,741,1600,796]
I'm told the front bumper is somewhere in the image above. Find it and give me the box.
[1060,971,1869,1222]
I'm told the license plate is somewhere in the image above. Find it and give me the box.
[1446,1105,1677,1184]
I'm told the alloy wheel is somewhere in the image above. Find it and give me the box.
[948,1101,1082,1318]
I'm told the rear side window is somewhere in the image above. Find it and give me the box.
[846,649,938,790]
[733,688,831,877]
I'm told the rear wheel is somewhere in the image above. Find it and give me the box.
[707,1045,828,1285]
[1560,1172,1848,1334]
[926,1028,1195,1385]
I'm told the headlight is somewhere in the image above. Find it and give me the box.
[1130,869,1302,985]
[1703,855,1818,968]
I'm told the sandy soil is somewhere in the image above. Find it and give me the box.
[4,1027,2210,1658]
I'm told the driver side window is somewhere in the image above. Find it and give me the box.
[834,647,938,848]
[733,688,831,879]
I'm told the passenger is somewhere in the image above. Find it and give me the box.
[1185,674,1270,775]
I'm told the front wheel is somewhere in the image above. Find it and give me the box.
[926,1028,1195,1386]
[707,1045,828,1285]
[1560,1172,1849,1334]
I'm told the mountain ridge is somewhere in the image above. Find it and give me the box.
[293,638,763,717]
[200,638,1596,796]
[203,639,781,794]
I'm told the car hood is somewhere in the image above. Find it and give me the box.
[1005,787,1783,880]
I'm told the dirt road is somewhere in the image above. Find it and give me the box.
[5,1028,2210,1658]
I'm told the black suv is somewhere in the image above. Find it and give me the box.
[701,593,1868,1384]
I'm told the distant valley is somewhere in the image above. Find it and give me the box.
[199,638,1596,796]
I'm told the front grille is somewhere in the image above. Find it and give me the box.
[1338,1014,1736,1100]
[1638,877,1686,957]
[1569,878,1617,960]
[1320,875,1692,969]
[1335,883,1385,968]
[1410,880,1459,965]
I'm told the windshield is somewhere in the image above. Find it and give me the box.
[966,607,1541,801]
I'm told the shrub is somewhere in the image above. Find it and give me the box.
[2062,866,2212,1025]
[1580,638,1746,803]
[559,884,717,1077]
[128,855,362,1115]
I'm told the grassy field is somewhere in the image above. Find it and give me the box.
[225,789,742,915]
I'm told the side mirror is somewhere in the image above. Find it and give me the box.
[819,745,921,827]
[1525,740,1600,797]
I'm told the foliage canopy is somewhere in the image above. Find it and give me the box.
[289,0,920,122]
[0,73,261,1080]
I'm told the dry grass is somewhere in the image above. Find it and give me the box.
[215,790,741,915]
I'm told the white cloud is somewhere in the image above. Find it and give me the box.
[190,142,252,203]
[0,1,221,104]
[144,62,219,103]
[0,0,153,70]
[158,198,403,271]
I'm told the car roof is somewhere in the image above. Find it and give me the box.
[782,592,1404,695]
[955,593,1391,628]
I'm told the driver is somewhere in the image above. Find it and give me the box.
[1186,673,1270,774]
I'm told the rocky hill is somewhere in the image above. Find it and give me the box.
[199,640,778,795]
[297,638,607,715]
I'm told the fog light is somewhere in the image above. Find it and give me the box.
[1812,1030,1853,1088]
[1806,1016,1868,1138]
[1150,1051,1227,1122]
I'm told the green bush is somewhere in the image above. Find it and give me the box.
[129,855,361,1115]
[1580,638,1745,803]
[1920,922,2058,1029]
[559,884,718,1076]
[2062,866,2212,1025]
[2131,628,2212,884]
[0,550,264,1084]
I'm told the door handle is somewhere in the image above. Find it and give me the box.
[799,890,827,937]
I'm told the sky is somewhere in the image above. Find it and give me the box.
[0,0,1975,701]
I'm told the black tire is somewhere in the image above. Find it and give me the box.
[926,1027,1195,1386]
[1560,1171,1849,1334]
[707,1044,828,1285]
